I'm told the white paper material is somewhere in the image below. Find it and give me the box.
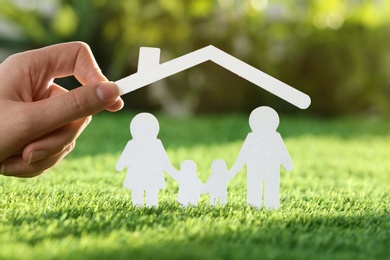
[169,160,203,208]
[204,159,234,206]
[116,106,294,209]
[115,45,311,109]
[116,113,173,207]
[229,106,293,209]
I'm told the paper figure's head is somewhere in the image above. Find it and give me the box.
[249,106,279,132]
[211,159,227,173]
[180,160,197,173]
[130,113,159,139]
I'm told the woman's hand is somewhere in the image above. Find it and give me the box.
[0,42,124,177]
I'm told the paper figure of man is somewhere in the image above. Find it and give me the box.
[229,106,293,209]
[204,159,234,206]
[116,113,175,207]
[169,160,203,207]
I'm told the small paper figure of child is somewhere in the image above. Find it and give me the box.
[204,159,234,206]
[169,160,203,207]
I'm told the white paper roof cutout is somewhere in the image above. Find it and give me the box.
[116,45,311,109]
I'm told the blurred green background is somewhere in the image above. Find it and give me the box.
[1,0,390,116]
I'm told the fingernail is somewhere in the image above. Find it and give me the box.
[0,162,20,175]
[96,82,119,102]
[28,151,48,164]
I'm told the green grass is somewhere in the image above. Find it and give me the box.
[0,111,389,260]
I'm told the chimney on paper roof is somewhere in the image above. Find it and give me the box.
[137,47,160,72]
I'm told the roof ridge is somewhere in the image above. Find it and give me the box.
[116,46,311,109]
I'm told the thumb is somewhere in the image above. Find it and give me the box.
[30,82,122,133]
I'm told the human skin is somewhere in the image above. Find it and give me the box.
[0,42,124,178]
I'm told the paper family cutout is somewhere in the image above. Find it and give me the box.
[116,107,292,209]
[115,46,311,209]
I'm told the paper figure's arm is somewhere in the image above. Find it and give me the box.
[226,171,237,181]
[116,141,132,171]
[277,134,293,171]
[282,154,293,171]
[155,141,180,179]
[165,165,180,181]
[228,158,246,177]
[195,175,204,187]
[202,178,212,194]
[228,137,250,177]
[203,172,220,194]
